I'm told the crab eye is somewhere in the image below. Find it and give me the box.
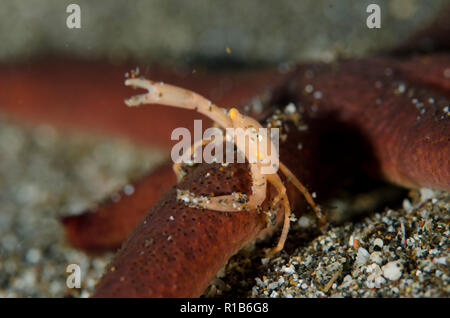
[229,108,239,120]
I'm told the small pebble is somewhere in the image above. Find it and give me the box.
[369,252,383,265]
[355,247,370,265]
[373,238,384,250]
[382,261,403,281]
[25,249,42,264]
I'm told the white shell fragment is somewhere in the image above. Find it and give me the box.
[382,261,403,281]
[355,247,370,265]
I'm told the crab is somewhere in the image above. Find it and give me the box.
[124,78,325,255]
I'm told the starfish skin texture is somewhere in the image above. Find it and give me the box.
[0,53,448,297]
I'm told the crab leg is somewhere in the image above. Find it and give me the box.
[265,173,292,256]
[125,78,232,129]
[280,162,326,225]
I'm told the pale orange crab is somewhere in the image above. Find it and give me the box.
[124,77,324,256]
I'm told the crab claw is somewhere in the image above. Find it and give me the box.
[124,78,155,107]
